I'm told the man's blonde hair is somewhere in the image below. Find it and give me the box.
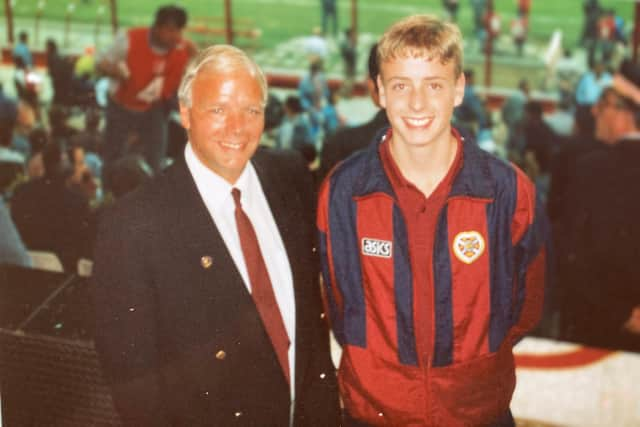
[377,14,463,78]
[178,44,268,107]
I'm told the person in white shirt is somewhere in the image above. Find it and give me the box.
[91,44,340,426]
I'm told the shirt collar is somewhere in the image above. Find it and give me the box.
[352,127,494,200]
[184,142,254,212]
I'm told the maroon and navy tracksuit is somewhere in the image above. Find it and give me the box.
[317,129,549,426]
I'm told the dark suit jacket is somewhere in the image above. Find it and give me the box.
[318,109,388,182]
[91,148,340,426]
[561,137,640,353]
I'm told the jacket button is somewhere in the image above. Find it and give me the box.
[215,350,226,360]
[319,372,326,379]
[234,411,243,417]
[378,412,384,417]
[320,312,326,319]
[201,256,213,269]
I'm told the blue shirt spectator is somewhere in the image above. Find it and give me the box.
[12,31,33,68]
[575,63,612,106]
[0,197,31,267]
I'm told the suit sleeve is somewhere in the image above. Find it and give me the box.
[91,206,168,426]
[283,153,340,426]
[509,167,552,342]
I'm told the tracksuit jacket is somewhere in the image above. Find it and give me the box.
[317,132,549,426]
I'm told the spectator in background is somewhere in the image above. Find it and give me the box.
[544,96,575,137]
[0,118,25,166]
[66,143,99,203]
[104,154,152,201]
[97,5,196,180]
[70,109,104,179]
[554,49,584,108]
[11,141,95,272]
[26,127,48,178]
[0,177,31,268]
[321,89,344,138]
[521,101,557,202]
[13,56,41,115]
[560,59,640,352]
[575,59,612,137]
[298,59,330,141]
[318,43,389,181]
[48,105,77,144]
[595,9,617,66]
[502,78,530,158]
[12,31,33,68]
[470,0,487,48]
[483,1,501,53]
[510,13,528,56]
[340,28,357,83]
[442,0,460,22]
[259,93,285,147]
[46,39,75,106]
[277,96,314,150]
[320,0,338,37]
[74,45,97,80]
[517,0,531,18]
[453,68,488,139]
[0,84,22,163]
[582,0,602,66]
[0,83,18,121]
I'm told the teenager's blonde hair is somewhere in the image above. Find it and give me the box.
[377,14,463,78]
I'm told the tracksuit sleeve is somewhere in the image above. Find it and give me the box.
[510,168,552,342]
[317,177,346,345]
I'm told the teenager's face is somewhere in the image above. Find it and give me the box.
[378,55,464,150]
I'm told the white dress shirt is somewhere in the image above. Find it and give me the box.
[185,143,296,401]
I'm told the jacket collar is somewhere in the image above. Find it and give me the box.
[352,127,495,200]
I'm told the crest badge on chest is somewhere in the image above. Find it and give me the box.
[452,231,485,264]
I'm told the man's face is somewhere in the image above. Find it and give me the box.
[153,24,183,50]
[377,55,464,150]
[592,91,630,144]
[180,67,265,184]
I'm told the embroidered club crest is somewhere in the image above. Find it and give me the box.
[453,231,485,264]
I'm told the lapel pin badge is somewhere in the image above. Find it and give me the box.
[201,255,213,269]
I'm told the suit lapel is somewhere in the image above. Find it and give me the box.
[162,159,250,301]
[164,154,311,394]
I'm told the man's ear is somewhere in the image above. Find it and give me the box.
[377,75,387,108]
[454,72,466,107]
[179,104,191,131]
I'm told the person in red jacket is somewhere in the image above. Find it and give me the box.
[317,14,550,426]
[97,5,196,183]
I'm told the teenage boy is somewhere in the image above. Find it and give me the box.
[317,15,549,427]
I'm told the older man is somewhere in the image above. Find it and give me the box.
[91,45,340,426]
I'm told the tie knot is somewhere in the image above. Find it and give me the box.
[231,188,242,209]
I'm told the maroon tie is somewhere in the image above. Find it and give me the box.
[232,188,290,385]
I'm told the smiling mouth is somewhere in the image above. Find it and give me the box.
[220,141,244,150]
[404,117,432,127]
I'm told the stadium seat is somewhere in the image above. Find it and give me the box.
[28,250,64,273]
